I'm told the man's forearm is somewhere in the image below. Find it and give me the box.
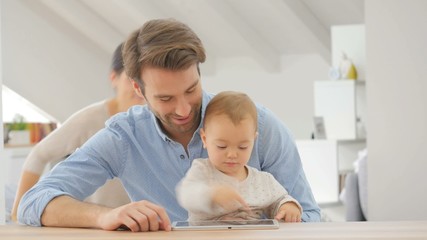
[41,195,111,228]
[302,208,321,222]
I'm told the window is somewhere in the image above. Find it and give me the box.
[2,85,58,123]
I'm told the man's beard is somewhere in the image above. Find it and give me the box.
[148,102,202,136]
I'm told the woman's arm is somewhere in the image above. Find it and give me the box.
[11,171,41,221]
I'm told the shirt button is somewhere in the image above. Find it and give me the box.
[180,155,185,159]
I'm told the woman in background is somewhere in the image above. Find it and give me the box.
[11,43,145,221]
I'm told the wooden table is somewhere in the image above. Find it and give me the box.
[1,221,427,239]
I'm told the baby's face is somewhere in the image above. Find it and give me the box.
[201,114,257,179]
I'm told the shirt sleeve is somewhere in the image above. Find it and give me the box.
[17,124,126,226]
[175,159,215,214]
[256,105,321,222]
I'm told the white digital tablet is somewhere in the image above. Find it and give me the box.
[171,219,279,231]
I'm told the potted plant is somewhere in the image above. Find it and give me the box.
[6,114,30,145]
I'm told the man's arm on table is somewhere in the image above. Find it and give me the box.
[16,126,172,231]
[40,195,171,232]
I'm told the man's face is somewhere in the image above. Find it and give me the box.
[135,64,202,140]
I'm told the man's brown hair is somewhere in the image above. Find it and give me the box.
[122,18,206,94]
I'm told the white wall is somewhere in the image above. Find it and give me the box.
[0,0,5,225]
[366,1,427,220]
[202,54,330,139]
[1,0,113,123]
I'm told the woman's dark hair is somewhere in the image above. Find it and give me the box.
[111,42,125,74]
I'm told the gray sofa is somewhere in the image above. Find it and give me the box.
[343,149,368,221]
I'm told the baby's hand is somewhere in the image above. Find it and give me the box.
[274,202,301,223]
[211,185,250,212]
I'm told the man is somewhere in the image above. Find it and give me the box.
[18,18,320,232]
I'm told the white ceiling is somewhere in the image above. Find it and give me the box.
[32,0,364,72]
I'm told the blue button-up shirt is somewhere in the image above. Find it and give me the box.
[18,91,320,226]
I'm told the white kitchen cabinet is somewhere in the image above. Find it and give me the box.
[314,80,366,141]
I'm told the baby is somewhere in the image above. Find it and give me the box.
[176,91,302,222]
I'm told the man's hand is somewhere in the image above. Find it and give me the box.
[41,196,170,232]
[274,202,301,223]
[97,200,171,232]
[211,185,250,212]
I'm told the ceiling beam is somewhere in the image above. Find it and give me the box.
[78,0,138,36]
[97,0,163,33]
[206,0,281,72]
[38,0,123,53]
[278,0,331,62]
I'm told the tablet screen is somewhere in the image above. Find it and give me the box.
[172,219,279,231]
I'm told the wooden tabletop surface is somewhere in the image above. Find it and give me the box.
[1,221,427,239]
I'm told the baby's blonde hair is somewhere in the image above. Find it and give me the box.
[203,91,257,131]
